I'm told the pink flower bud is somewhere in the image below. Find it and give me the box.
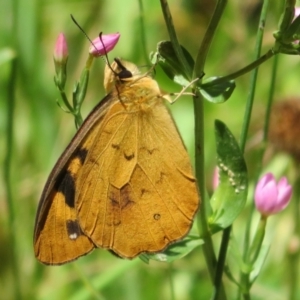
[89,33,120,57]
[254,173,292,216]
[53,33,68,63]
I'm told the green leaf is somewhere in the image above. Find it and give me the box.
[200,77,235,103]
[139,235,203,264]
[209,120,248,233]
[151,40,194,86]
[249,244,270,285]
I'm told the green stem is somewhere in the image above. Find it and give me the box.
[240,216,267,300]
[159,0,192,78]
[236,0,270,298]
[193,0,227,79]
[201,49,275,89]
[59,89,74,113]
[5,0,22,297]
[138,0,149,63]
[262,55,278,143]
[212,227,230,300]
[241,39,279,288]
[5,58,22,300]
[193,1,227,299]
[249,216,267,264]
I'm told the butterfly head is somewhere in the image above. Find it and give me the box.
[104,58,142,93]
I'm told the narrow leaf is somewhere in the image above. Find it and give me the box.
[209,120,248,233]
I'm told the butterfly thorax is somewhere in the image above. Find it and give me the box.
[104,59,164,113]
[114,75,163,113]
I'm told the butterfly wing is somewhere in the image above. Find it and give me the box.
[34,94,115,265]
[75,78,199,258]
[34,59,199,264]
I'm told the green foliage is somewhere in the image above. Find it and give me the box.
[1,0,300,299]
[209,120,248,233]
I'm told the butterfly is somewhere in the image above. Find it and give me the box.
[34,58,200,265]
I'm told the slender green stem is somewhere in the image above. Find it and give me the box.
[5,0,22,298]
[138,0,149,63]
[242,39,279,277]
[236,0,270,298]
[249,216,267,264]
[59,90,74,112]
[263,56,278,143]
[193,0,227,79]
[240,216,267,300]
[201,49,275,89]
[240,0,270,153]
[5,58,22,300]
[75,114,83,129]
[193,1,227,299]
[159,0,192,78]
[212,227,231,300]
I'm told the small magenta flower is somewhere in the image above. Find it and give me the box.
[53,33,68,64]
[254,173,292,216]
[89,32,120,57]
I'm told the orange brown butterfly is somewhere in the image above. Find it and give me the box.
[34,57,200,265]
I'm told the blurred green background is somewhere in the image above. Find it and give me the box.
[1,0,299,299]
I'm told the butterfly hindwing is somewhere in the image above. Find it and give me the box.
[74,76,199,258]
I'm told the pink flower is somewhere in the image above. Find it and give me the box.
[89,33,120,57]
[254,173,292,216]
[53,33,68,63]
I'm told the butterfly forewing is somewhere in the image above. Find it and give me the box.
[34,95,115,265]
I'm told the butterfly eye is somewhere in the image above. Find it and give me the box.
[114,58,133,79]
[118,69,133,79]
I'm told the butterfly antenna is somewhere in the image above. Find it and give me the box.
[70,15,94,45]
[70,14,115,70]
[97,32,117,74]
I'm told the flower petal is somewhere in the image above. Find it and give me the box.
[89,33,120,57]
[53,33,68,63]
[254,173,292,216]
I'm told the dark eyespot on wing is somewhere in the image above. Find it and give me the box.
[66,219,83,240]
[55,170,75,208]
[153,213,161,220]
[73,148,88,164]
